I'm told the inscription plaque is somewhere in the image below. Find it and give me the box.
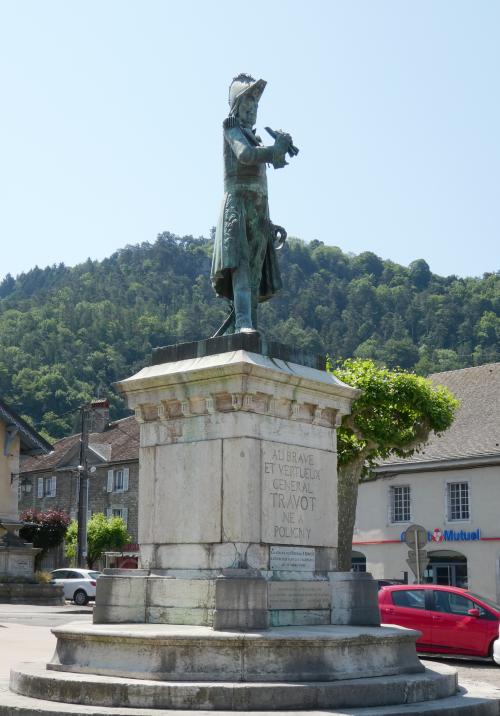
[270,546,315,572]
[268,581,331,610]
[261,441,336,546]
[8,555,32,577]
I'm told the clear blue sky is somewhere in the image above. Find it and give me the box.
[1,0,499,281]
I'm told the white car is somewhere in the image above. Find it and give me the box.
[50,568,101,605]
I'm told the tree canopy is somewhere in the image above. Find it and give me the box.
[331,358,459,570]
[65,513,131,569]
[0,233,497,440]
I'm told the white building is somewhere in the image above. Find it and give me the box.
[353,363,500,602]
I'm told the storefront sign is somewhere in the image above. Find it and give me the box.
[400,527,481,543]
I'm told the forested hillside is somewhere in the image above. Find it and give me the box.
[1,232,498,440]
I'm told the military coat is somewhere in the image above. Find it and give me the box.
[211,117,283,302]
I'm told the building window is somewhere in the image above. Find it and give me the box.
[37,476,56,498]
[447,482,469,521]
[105,507,128,526]
[390,485,411,523]
[351,552,367,572]
[107,467,129,493]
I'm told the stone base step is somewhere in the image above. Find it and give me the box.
[0,675,498,715]
[48,622,424,682]
[11,661,457,711]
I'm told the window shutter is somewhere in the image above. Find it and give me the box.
[105,507,112,518]
[107,470,114,492]
[50,476,57,497]
[122,507,128,526]
[37,477,43,498]
[123,467,129,492]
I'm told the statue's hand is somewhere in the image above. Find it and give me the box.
[274,131,293,153]
[265,127,299,165]
[272,130,293,169]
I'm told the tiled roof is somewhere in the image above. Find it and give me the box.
[378,362,500,468]
[21,416,139,474]
[0,397,52,455]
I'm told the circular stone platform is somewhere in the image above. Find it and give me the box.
[11,661,457,710]
[47,623,424,683]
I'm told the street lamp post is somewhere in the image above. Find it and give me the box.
[76,404,90,568]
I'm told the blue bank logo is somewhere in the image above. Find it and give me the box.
[400,527,481,543]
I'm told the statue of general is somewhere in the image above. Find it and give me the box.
[211,74,298,335]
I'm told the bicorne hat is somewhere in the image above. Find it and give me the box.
[228,73,266,113]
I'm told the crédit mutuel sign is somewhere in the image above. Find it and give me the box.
[400,527,481,543]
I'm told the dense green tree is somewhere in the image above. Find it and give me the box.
[331,359,459,570]
[409,259,431,289]
[65,513,131,569]
[0,233,498,439]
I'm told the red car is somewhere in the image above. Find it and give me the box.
[378,584,500,663]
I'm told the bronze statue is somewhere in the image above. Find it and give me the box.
[211,74,298,335]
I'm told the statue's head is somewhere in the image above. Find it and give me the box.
[228,74,266,127]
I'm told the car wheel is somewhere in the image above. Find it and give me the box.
[73,589,89,606]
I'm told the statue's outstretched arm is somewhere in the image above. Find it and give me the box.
[225,126,288,169]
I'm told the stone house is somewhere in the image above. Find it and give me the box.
[0,397,52,579]
[19,413,139,569]
[353,362,500,601]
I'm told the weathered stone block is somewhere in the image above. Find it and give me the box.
[213,569,269,630]
[139,440,223,546]
[315,546,337,572]
[154,544,211,570]
[269,609,330,626]
[96,575,148,605]
[330,572,381,626]
[268,580,331,610]
[0,583,64,605]
[93,604,146,623]
[148,577,215,609]
[222,437,261,543]
[146,606,214,626]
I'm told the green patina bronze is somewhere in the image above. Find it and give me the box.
[211,74,298,335]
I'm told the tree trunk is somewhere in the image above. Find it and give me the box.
[337,456,365,571]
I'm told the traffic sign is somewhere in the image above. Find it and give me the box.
[406,550,429,581]
[404,524,428,550]
[406,550,429,584]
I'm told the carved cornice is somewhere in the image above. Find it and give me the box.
[134,391,339,429]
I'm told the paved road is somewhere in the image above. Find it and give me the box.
[424,655,500,691]
[0,603,93,685]
[0,602,92,626]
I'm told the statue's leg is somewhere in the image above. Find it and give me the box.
[245,194,269,331]
[232,264,253,332]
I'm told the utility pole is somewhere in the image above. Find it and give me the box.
[76,403,90,568]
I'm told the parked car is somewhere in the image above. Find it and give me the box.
[50,568,101,605]
[379,584,500,664]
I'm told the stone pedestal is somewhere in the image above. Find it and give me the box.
[0,518,41,580]
[96,337,361,627]
[0,518,64,604]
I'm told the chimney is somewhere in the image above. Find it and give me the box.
[89,399,110,433]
